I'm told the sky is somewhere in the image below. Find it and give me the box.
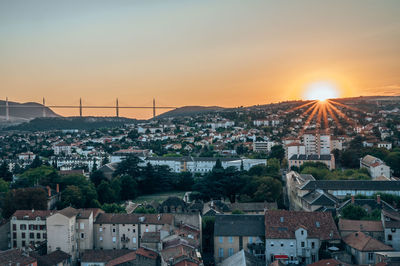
[1,0,400,119]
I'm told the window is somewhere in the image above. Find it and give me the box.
[112,228,116,233]
[218,248,224,257]
[40,225,45,230]
[301,241,305,247]
[280,243,284,247]
[29,233,34,239]
[13,232,17,239]
[12,224,16,231]
[249,237,253,244]
[133,229,136,233]
[219,237,223,243]
[22,232,26,239]
[301,230,304,235]
[43,233,47,239]
[112,237,116,243]
[391,228,396,233]
[271,242,274,247]
[312,254,316,262]
[22,241,26,247]
[29,225,34,230]
[311,242,315,249]
[368,253,374,261]
[81,233,85,239]
[228,248,234,256]
[37,233,41,239]
[99,236,103,241]
[229,237,233,243]
[133,237,137,243]
[290,242,294,247]
[80,223,84,230]
[99,227,103,232]
[13,241,16,248]
[388,235,393,241]
[20,224,26,230]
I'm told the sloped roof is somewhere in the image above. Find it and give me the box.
[12,210,53,220]
[0,249,37,265]
[265,210,340,240]
[214,215,265,237]
[343,231,393,251]
[35,250,71,266]
[221,249,264,266]
[338,219,383,232]
[81,249,135,263]
[300,180,400,191]
[95,213,173,225]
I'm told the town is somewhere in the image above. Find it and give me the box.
[1,96,400,265]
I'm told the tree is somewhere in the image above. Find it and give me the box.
[269,145,285,161]
[231,209,244,214]
[0,179,9,193]
[29,156,43,169]
[174,172,194,191]
[62,185,83,208]
[114,156,142,178]
[128,129,139,140]
[251,176,282,202]
[133,207,156,214]
[385,152,400,177]
[90,170,107,187]
[120,175,137,200]
[97,180,117,204]
[0,161,12,182]
[1,187,47,219]
[341,204,367,220]
[17,165,59,187]
[101,203,126,213]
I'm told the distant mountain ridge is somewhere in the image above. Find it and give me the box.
[156,106,225,118]
[0,100,60,121]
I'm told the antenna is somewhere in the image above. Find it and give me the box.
[5,97,9,121]
[153,98,156,119]
[116,98,119,117]
[79,98,82,117]
[42,97,46,117]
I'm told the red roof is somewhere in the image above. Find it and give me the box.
[12,210,53,220]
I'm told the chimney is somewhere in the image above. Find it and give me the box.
[46,186,51,197]
[351,195,355,204]
[377,194,381,205]
[56,184,59,193]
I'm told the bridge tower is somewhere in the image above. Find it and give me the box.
[116,98,119,117]
[79,98,82,117]
[5,97,9,121]
[153,98,156,119]
[42,97,46,117]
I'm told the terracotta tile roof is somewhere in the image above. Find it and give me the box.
[142,231,161,243]
[81,249,135,263]
[12,210,54,220]
[34,250,71,266]
[343,231,394,251]
[265,210,340,240]
[308,259,344,266]
[135,247,158,260]
[0,249,37,265]
[95,213,173,225]
[338,219,383,233]
[58,206,79,218]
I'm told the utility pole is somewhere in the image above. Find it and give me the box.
[5,97,9,121]
[42,97,46,117]
[153,98,156,119]
[79,98,82,117]
[116,98,119,117]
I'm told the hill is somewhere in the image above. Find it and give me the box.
[156,106,225,118]
[0,100,60,120]
[3,117,142,131]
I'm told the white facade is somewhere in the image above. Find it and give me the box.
[303,133,331,155]
[253,141,276,153]
[360,155,391,179]
[286,144,306,160]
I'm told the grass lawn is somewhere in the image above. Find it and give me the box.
[130,191,186,204]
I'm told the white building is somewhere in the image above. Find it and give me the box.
[286,143,306,161]
[253,141,276,153]
[378,142,392,150]
[303,132,331,155]
[360,155,391,179]
[53,142,72,155]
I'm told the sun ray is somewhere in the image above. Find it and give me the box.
[300,103,320,135]
[327,101,358,127]
[327,99,362,112]
[325,102,342,129]
[286,100,317,113]
[321,103,329,129]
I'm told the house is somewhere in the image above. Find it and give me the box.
[338,219,384,241]
[46,207,103,263]
[299,180,400,199]
[381,209,400,250]
[10,209,53,249]
[342,231,393,265]
[288,154,335,170]
[80,249,137,266]
[226,202,277,215]
[158,197,188,213]
[53,142,72,155]
[360,155,391,179]
[214,215,265,263]
[264,210,341,265]
[378,142,392,150]
[33,250,72,266]
[220,249,264,266]
[0,249,37,266]
[375,251,400,265]
[337,195,397,218]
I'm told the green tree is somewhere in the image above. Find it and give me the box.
[0,179,9,193]
[0,161,13,182]
[269,145,285,161]
[341,204,367,220]
[62,185,84,208]
[101,203,126,213]
[133,207,156,214]
[385,152,400,177]
[97,181,117,204]
[1,187,47,219]
[29,156,43,169]
[90,170,107,187]
[120,175,137,200]
[114,156,142,178]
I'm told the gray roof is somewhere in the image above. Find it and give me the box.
[302,190,338,206]
[145,156,239,162]
[221,249,264,266]
[214,215,265,236]
[289,154,332,161]
[300,180,400,191]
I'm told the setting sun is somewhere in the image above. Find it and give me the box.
[303,81,340,102]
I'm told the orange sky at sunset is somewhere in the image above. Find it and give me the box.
[1,1,400,119]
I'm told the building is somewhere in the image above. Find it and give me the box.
[299,180,400,199]
[46,207,103,263]
[360,155,391,179]
[81,249,138,266]
[32,250,72,266]
[143,157,267,173]
[10,210,53,249]
[338,219,384,241]
[0,249,37,266]
[253,141,276,153]
[264,210,340,265]
[378,142,392,150]
[214,215,265,263]
[285,142,306,161]
[382,209,400,250]
[343,231,393,265]
[288,154,335,170]
[53,142,72,156]
[303,132,331,156]
[220,249,264,266]
[93,213,174,250]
